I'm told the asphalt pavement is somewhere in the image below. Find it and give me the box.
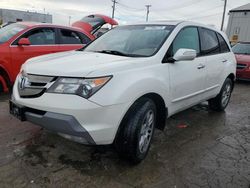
[0,82,249,188]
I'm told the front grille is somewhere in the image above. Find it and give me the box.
[237,63,247,70]
[18,74,56,98]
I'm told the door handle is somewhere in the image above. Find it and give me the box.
[222,60,228,63]
[197,64,205,69]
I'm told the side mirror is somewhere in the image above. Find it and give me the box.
[172,48,197,62]
[18,38,31,46]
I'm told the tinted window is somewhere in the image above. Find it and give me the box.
[168,27,200,57]
[78,32,91,44]
[217,33,230,53]
[0,23,27,44]
[60,29,83,44]
[199,28,220,55]
[232,43,250,55]
[22,28,56,45]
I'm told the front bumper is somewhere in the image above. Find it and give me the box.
[10,100,95,144]
[11,81,131,145]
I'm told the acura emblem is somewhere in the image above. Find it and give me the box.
[19,76,29,90]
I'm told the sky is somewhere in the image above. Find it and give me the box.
[0,0,250,30]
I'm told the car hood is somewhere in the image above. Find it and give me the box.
[23,51,135,77]
[235,54,250,64]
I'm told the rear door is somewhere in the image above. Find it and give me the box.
[198,28,228,99]
[168,27,206,112]
[10,27,59,78]
[58,28,91,52]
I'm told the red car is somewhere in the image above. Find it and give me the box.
[232,42,250,81]
[0,14,118,92]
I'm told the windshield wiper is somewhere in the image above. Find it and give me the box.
[94,50,146,57]
[95,50,128,56]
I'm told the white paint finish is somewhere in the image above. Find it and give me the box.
[13,21,236,144]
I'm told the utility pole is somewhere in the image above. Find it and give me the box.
[111,0,118,19]
[221,0,227,31]
[69,16,71,26]
[145,5,151,22]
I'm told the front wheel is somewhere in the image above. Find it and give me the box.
[209,78,233,111]
[114,98,156,164]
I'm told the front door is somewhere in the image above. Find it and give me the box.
[167,27,206,113]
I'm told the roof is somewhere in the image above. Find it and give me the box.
[128,20,183,26]
[17,22,83,31]
[229,3,250,13]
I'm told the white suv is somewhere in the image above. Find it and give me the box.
[10,21,236,163]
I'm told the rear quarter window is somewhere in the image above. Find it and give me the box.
[59,29,91,45]
[217,33,230,53]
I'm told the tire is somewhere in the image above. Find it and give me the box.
[209,78,233,111]
[114,98,157,164]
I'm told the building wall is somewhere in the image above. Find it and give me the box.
[0,9,52,24]
[226,11,250,43]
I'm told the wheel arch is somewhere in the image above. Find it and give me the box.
[115,92,167,142]
[227,73,235,91]
[0,65,11,91]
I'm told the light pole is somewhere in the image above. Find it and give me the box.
[69,16,71,26]
[145,5,151,22]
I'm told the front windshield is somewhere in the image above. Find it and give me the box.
[232,43,250,55]
[0,23,27,44]
[84,25,174,57]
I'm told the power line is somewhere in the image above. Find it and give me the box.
[152,0,202,12]
[117,2,144,11]
[188,12,222,20]
[145,5,151,22]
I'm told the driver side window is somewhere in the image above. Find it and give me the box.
[15,28,56,45]
[168,27,200,57]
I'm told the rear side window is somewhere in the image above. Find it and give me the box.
[78,32,91,44]
[199,28,220,55]
[168,27,200,57]
[60,29,84,44]
[217,33,230,53]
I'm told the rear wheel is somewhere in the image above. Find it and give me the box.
[114,98,156,164]
[209,78,233,111]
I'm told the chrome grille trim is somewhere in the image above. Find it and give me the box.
[26,74,55,84]
[18,74,56,98]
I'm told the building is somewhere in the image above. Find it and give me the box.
[226,3,250,43]
[0,9,52,25]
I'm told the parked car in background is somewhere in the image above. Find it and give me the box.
[10,21,236,163]
[0,14,118,92]
[0,21,15,28]
[232,42,250,81]
[72,14,118,38]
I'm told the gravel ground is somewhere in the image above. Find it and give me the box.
[0,82,249,188]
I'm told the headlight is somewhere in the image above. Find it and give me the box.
[47,76,112,98]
